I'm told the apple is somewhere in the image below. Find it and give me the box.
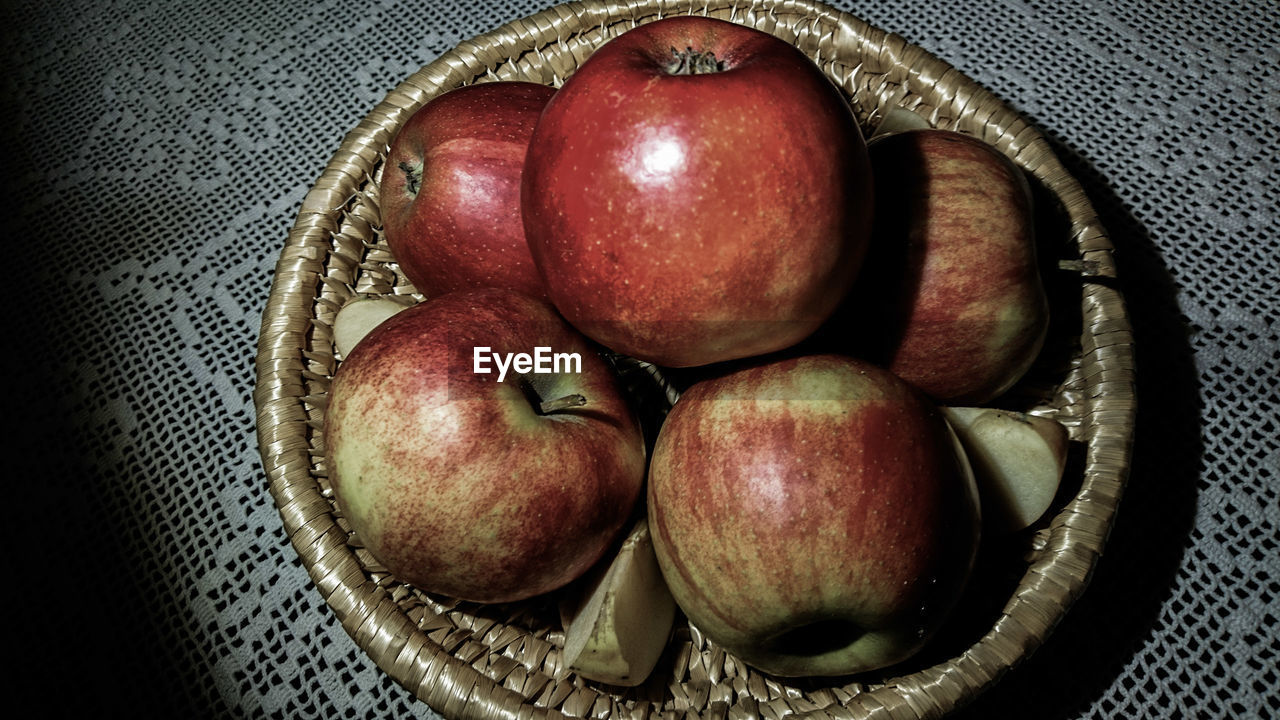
[558,517,676,686]
[331,295,409,358]
[381,81,555,300]
[324,288,647,603]
[830,129,1049,404]
[942,406,1069,533]
[521,16,872,368]
[870,106,932,138]
[647,354,980,677]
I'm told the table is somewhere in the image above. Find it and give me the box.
[10,0,1276,717]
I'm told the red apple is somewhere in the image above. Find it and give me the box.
[522,16,872,367]
[647,354,980,676]
[835,129,1049,404]
[381,82,555,299]
[324,288,646,603]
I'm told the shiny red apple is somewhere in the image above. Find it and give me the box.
[647,354,980,676]
[522,16,872,367]
[381,81,555,299]
[324,288,646,603]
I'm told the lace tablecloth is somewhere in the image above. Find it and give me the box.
[10,0,1276,717]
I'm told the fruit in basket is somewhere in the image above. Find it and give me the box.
[831,129,1048,404]
[943,406,1069,533]
[522,16,872,368]
[870,106,932,138]
[331,295,408,358]
[381,81,555,299]
[558,518,676,686]
[324,288,646,603]
[647,354,980,676]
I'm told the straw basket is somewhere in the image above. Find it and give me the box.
[254,0,1137,717]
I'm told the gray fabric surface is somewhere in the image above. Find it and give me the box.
[7,0,1276,717]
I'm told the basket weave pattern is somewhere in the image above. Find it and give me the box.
[254,1,1137,717]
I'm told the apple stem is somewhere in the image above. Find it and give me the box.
[666,46,726,75]
[539,393,588,414]
[398,161,422,195]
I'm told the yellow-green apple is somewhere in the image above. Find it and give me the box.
[521,16,872,367]
[942,406,1069,533]
[647,354,980,676]
[558,518,676,686]
[331,295,409,358]
[832,129,1049,404]
[870,106,932,138]
[381,82,554,299]
[324,288,646,603]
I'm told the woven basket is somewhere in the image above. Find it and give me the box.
[254,1,1137,717]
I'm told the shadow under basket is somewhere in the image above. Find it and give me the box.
[253,1,1137,717]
